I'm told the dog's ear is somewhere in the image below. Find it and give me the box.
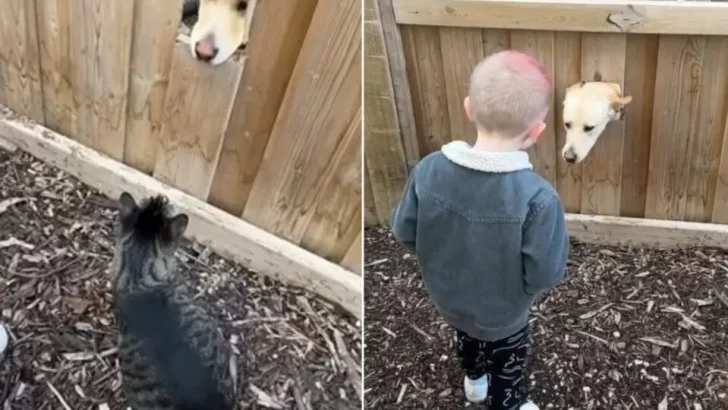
[608,93,633,109]
[566,81,586,93]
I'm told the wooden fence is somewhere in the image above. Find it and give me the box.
[0,0,362,274]
[365,0,728,228]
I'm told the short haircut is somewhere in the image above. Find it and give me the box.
[468,50,552,137]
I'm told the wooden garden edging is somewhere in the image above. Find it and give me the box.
[0,108,363,320]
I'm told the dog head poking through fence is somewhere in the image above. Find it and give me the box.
[189,0,252,65]
[561,81,632,164]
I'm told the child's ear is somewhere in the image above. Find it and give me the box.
[527,121,547,142]
[463,97,474,122]
[166,214,189,243]
[118,192,138,220]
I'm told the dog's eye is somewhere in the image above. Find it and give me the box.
[564,122,571,129]
[584,125,594,132]
[236,1,247,12]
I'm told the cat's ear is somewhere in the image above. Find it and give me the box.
[118,192,138,220]
[166,214,189,242]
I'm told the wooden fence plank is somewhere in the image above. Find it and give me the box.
[0,0,44,122]
[207,0,319,215]
[482,29,510,57]
[511,30,557,186]
[645,36,704,220]
[392,0,728,36]
[711,115,728,224]
[553,31,583,213]
[35,0,73,135]
[439,27,483,144]
[300,112,362,265]
[579,33,627,216]
[341,232,363,275]
[401,25,451,156]
[365,0,409,227]
[620,34,658,218]
[123,0,182,173]
[377,0,420,171]
[153,44,244,200]
[243,0,361,243]
[68,0,134,160]
[683,37,728,222]
[364,162,380,226]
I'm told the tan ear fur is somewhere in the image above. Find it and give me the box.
[566,81,585,93]
[608,93,633,108]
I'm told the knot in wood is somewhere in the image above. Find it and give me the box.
[606,6,646,32]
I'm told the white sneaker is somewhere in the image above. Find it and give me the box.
[463,375,488,403]
[520,401,539,410]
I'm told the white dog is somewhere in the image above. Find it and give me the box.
[186,0,254,66]
[561,81,632,163]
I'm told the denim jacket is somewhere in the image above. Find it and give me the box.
[390,141,569,341]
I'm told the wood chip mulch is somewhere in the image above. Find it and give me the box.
[364,227,728,410]
[0,148,362,410]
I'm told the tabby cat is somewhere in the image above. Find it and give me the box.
[111,192,236,410]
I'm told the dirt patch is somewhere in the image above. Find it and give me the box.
[0,148,361,410]
[364,227,728,409]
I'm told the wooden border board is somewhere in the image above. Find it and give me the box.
[0,108,362,320]
[393,0,728,36]
[566,213,728,249]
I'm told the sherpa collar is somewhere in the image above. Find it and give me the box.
[441,141,533,173]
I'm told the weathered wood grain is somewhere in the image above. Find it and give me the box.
[243,0,361,246]
[153,43,244,199]
[645,36,704,220]
[123,0,182,173]
[208,0,319,215]
[365,0,409,227]
[579,33,627,216]
[0,0,43,122]
[68,0,135,160]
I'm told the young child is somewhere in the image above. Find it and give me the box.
[390,50,569,410]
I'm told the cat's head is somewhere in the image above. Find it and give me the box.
[112,192,189,290]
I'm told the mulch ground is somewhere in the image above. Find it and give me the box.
[364,227,728,410]
[0,147,362,410]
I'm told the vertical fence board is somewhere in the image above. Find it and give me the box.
[511,30,557,186]
[620,35,658,218]
[153,44,243,199]
[439,27,483,144]
[0,0,44,122]
[36,0,73,135]
[579,33,627,216]
[401,25,451,155]
[123,0,182,173]
[684,37,728,222]
[378,0,419,171]
[553,31,582,213]
[364,0,409,226]
[711,113,728,223]
[68,0,134,160]
[645,36,705,220]
[482,29,510,57]
[208,0,319,215]
[364,162,380,226]
[243,0,361,242]
[341,232,363,275]
[300,112,362,265]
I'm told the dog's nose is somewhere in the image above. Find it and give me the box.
[563,151,577,164]
[194,40,218,62]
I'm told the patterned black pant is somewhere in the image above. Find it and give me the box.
[456,324,532,410]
